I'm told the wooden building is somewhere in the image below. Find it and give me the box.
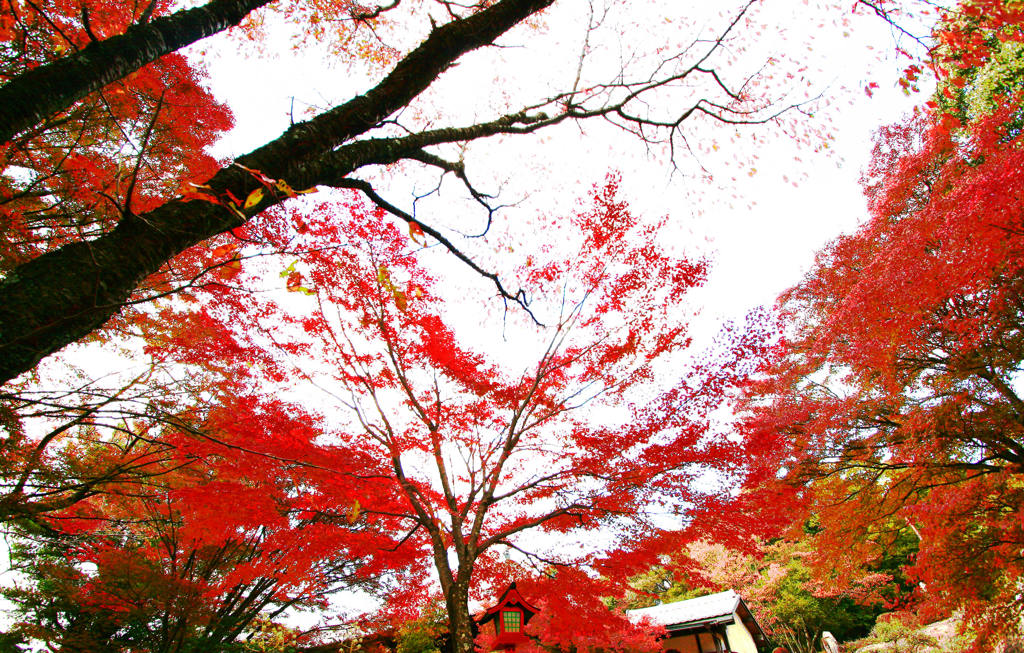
[626,590,769,653]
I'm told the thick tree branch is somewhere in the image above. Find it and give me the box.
[0,0,273,143]
[0,0,556,384]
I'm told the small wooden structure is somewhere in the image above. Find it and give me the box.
[627,590,768,653]
[478,582,540,650]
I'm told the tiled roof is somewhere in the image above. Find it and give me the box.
[625,590,741,629]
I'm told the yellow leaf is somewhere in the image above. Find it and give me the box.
[244,188,264,209]
[279,261,298,278]
[349,500,360,524]
[377,265,392,290]
[393,289,407,312]
[274,179,296,198]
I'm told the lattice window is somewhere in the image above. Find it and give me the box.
[502,610,522,633]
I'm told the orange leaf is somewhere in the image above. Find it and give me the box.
[409,222,426,245]
[181,190,222,205]
[217,259,242,280]
[274,179,296,198]
[212,243,237,258]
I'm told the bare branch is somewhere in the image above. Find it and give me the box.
[351,0,401,22]
[329,177,539,322]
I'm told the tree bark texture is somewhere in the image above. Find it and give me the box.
[0,0,273,144]
[0,0,556,385]
[445,574,478,653]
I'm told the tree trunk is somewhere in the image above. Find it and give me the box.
[0,0,273,143]
[445,580,477,653]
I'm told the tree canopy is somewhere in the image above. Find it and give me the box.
[737,3,1024,647]
[6,0,1022,651]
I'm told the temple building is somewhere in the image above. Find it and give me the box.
[626,590,769,653]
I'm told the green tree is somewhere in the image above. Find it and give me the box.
[396,605,448,653]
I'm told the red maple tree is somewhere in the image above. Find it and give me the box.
[4,374,424,650]
[0,0,238,521]
[732,4,1024,645]
[138,177,769,652]
[739,96,1024,649]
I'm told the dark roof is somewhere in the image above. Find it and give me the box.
[479,582,541,626]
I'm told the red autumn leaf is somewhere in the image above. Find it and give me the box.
[285,269,303,290]
[409,221,426,245]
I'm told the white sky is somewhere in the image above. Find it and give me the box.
[194,0,927,348]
